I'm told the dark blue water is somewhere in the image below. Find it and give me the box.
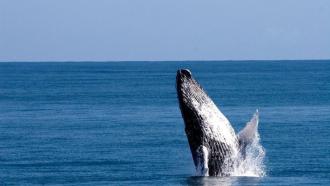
[1,61,330,185]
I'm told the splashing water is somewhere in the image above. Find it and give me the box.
[231,135,266,177]
[232,110,266,177]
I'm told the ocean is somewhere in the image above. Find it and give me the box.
[0,61,330,185]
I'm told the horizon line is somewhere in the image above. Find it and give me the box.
[1,59,330,63]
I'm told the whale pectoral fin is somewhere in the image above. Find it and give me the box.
[238,110,259,148]
[195,145,209,176]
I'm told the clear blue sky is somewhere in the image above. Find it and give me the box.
[0,0,329,61]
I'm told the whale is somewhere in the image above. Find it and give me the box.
[176,69,259,176]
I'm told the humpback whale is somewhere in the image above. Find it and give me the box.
[176,69,259,176]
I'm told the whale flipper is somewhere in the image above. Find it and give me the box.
[196,145,209,176]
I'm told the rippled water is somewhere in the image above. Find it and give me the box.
[1,61,330,185]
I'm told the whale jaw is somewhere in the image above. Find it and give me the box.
[176,69,239,176]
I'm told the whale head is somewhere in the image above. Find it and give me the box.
[176,69,205,148]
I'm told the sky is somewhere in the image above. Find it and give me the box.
[0,0,330,61]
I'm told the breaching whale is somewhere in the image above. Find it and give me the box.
[176,69,259,176]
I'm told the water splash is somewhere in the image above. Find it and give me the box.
[232,110,266,177]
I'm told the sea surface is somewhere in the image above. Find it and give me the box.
[1,61,330,185]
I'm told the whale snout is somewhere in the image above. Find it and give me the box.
[176,69,193,91]
[177,69,192,79]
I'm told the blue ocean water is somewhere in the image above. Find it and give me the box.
[0,61,330,185]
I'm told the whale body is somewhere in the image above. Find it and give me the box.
[176,69,259,176]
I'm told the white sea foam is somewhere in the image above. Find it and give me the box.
[230,135,266,177]
[231,110,266,177]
